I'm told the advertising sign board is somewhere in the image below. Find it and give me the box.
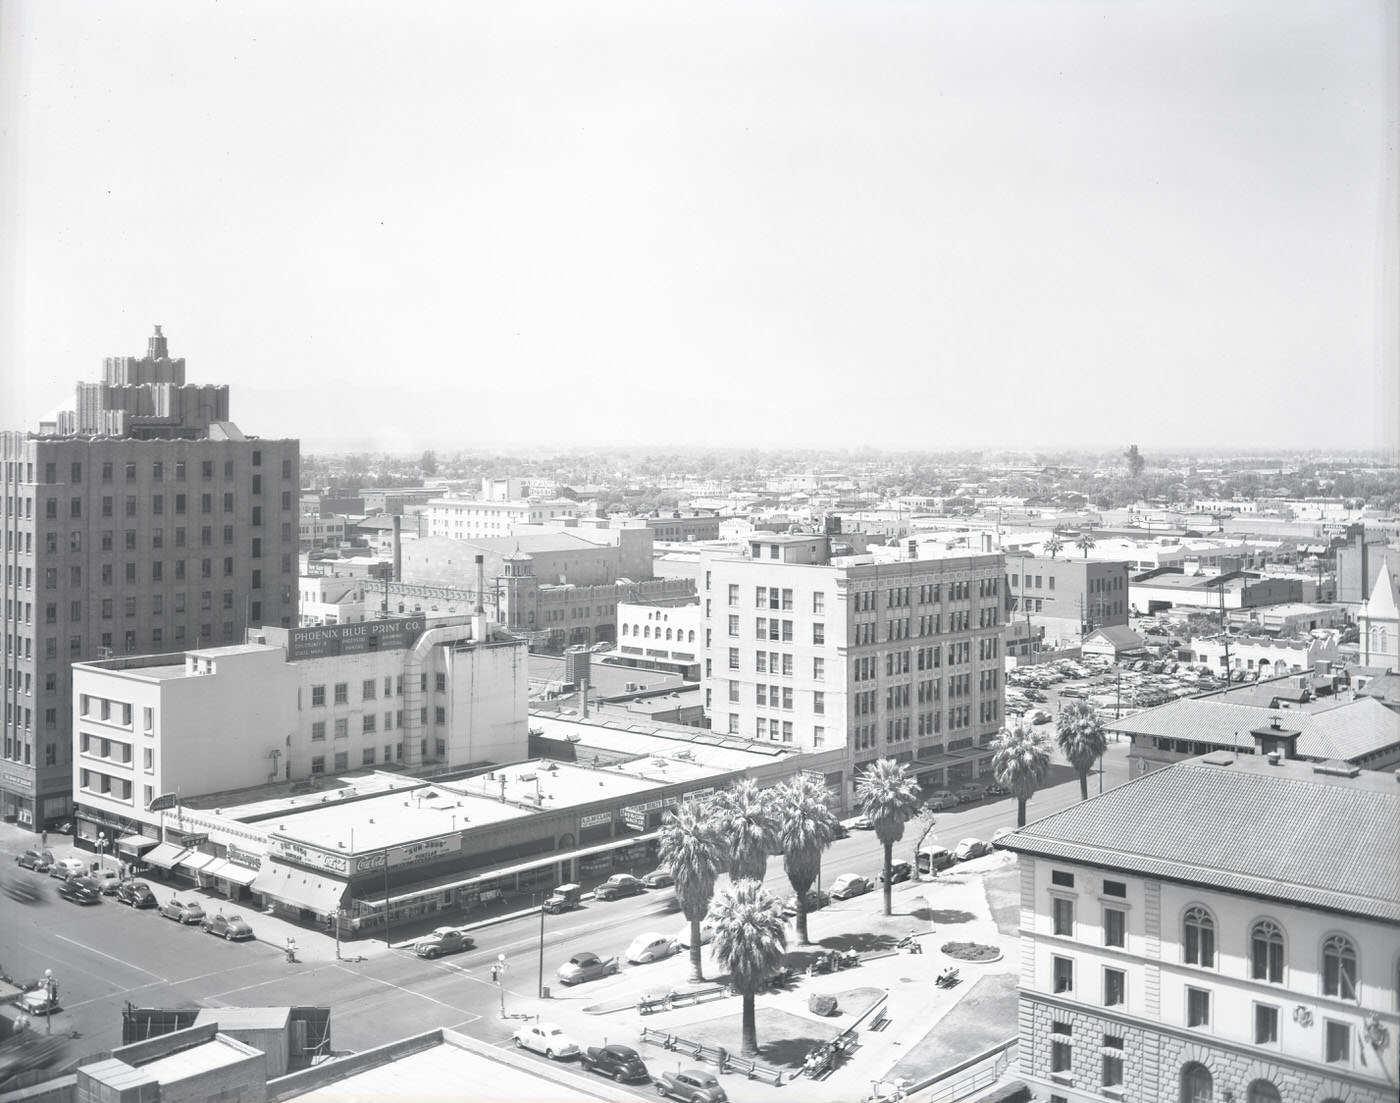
[286,615,426,662]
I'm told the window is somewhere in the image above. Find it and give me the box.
[334,751,348,771]
[1324,1020,1350,1064]
[334,719,348,740]
[1183,906,1215,967]
[813,691,825,715]
[1186,986,1210,1027]
[310,756,325,775]
[362,748,376,766]
[362,679,376,700]
[1181,1064,1212,1103]
[728,648,740,671]
[1321,934,1357,999]
[311,721,326,742]
[1103,879,1126,897]
[1249,919,1284,983]
[1053,897,1075,937]
[362,714,377,733]
[813,623,825,645]
[1051,870,1074,888]
[1253,1003,1278,1045]
[1103,967,1125,1006]
[813,657,825,680]
[1050,1022,1072,1075]
[728,584,739,606]
[813,591,825,614]
[1104,907,1126,948]
[333,682,348,704]
[1102,1035,1123,1091]
[1246,1081,1280,1103]
[728,615,739,637]
[1052,955,1073,994]
[311,685,326,708]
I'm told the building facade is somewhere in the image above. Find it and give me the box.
[615,599,703,680]
[1,327,298,830]
[1007,554,1131,648]
[700,534,1007,799]
[999,754,1399,1103]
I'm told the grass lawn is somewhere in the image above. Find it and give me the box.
[982,864,1021,937]
[887,972,1018,1085]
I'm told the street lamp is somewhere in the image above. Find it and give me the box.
[333,907,346,961]
[96,831,108,873]
[495,953,508,1019]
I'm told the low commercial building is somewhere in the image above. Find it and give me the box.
[997,753,1399,1103]
[1226,603,1348,636]
[1006,554,1131,647]
[1188,633,1341,677]
[1131,570,1303,615]
[615,598,703,679]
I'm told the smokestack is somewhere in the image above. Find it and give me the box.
[392,515,402,582]
[474,555,485,614]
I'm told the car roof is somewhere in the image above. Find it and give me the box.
[604,1044,637,1056]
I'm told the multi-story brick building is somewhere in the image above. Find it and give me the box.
[998,753,1399,1103]
[1006,553,1130,648]
[700,534,1006,802]
[0,327,298,830]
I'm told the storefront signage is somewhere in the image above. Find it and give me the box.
[180,833,209,847]
[268,836,351,875]
[286,616,426,661]
[226,843,264,871]
[580,812,612,829]
[346,835,463,875]
[621,797,672,832]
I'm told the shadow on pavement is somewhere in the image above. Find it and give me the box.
[927,908,977,925]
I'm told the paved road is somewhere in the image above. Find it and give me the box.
[0,740,1128,1065]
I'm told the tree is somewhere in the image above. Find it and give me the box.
[992,724,1052,827]
[657,797,725,983]
[716,778,780,882]
[1044,534,1063,559]
[855,759,923,916]
[420,450,438,476]
[710,880,788,1057]
[908,807,938,877]
[1056,700,1109,801]
[1075,530,1097,558]
[774,773,839,946]
[1125,444,1145,479]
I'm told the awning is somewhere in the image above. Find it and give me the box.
[117,834,158,854]
[252,860,348,914]
[200,858,260,886]
[178,851,218,873]
[144,843,192,870]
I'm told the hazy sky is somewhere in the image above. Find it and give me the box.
[2,1,1396,455]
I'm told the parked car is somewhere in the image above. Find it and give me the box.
[161,898,206,924]
[985,781,1011,797]
[671,920,716,950]
[829,873,871,900]
[116,879,157,908]
[657,1068,728,1103]
[18,987,60,1017]
[879,860,912,885]
[48,858,88,881]
[594,874,645,901]
[957,783,987,804]
[1027,709,1053,725]
[542,883,582,914]
[782,889,829,917]
[639,867,675,889]
[58,877,101,905]
[580,1043,649,1083]
[1024,689,1047,702]
[512,1022,579,1060]
[845,815,874,831]
[955,838,992,862]
[15,849,54,873]
[556,951,619,986]
[202,913,256,941]
[412,927,473,958]
[925,791,958,811]
[625,932,676,964]
[92,869,122,895]
[830,821,850,840]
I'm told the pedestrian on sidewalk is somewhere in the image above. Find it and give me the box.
[41,830,47,846]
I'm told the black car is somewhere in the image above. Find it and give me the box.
[58,877,101,905]
[116,879,158,908]
[581,1044,649,1083]
[16,849,54,873]
[878,860,912,885]
[593,874,645,901]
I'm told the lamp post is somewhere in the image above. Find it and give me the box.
[495,953,508,1019]
[334,907,346,961]
[96,831,109,873]
[537,902,546,999]
[43,969,55,1035]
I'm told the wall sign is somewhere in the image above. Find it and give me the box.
[286,615,426,661]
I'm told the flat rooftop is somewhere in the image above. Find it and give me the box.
[138,1035,260,1082]
[530,713,796,771]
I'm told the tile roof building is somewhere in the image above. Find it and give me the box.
[997,754,1400,1103]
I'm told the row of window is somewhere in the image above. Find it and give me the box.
[1183,906,1359,998]
[309,673,446,707]
[308,739,445,774]
[621,624,696,642]
[32,454,290,484]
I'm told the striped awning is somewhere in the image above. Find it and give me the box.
[201,858,260,886]
[117,834,158,854]
[144,843,192,870]
[178,851,218,872]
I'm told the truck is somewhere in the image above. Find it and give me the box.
[542,884,582,914]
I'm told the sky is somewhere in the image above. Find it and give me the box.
[1,0,1396,456]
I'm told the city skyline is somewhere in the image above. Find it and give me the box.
[2,1,1396,455]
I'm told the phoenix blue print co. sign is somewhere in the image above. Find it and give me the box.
[286,616,427,661]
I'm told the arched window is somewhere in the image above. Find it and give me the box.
[1184,906,1215,968]
[688,630,695,643]
[1250,919,1285,983]
[643,626,650,639]
[1322,933,1357,999]
[1181,1063,1212,1103]
[621,623,628,637]
[665,628,672,641]
[1246,1081,1280,1103]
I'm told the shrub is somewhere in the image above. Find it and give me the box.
[808,993,839,1017]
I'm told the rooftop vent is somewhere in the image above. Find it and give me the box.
[1266,751,1281,766]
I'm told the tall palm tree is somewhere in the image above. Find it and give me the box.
[774,772,838,945]
[1056,700,1109,800]
[657,796,725,983]
[1044,534,1063,560]
[855,758,923,916]
[992,724,1052,827]
[1075,529,1097,558]
[710,880,788,1058]
[716,778,780,882]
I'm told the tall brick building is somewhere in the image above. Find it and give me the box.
[1,327,299,830]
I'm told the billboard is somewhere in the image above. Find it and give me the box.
[286,616,426,662]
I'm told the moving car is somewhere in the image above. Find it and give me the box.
[829,873,871,900]
[161,898,206,924]
[580,1043,649,1083]
[555,952,619,986]
[16,849,54,873]
[991,827,1015,843]
[512,1022,579,1060]
[925,791,959,811]
[593,874,644,901]
[878,860,912,885]
[657,1068,728,1103]
[1027,709,1053,725]
[412,927,473,958]
[202,913,256,941]
[625,932,676,964]
[955,838,992,862]
[639,867,675,889]
[58,877,101,905]
[116,879,157,908]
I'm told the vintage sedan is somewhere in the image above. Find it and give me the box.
[925,790,959,811]
[202,913,256,941]
[161,898,206,924]
[782,889,829,917]
[625,932,676,965]
[955,838,993,862]
[16,849,54,873]
[878,860,912,885]
[412,927,473,958]
[58,877,101,905]
[511,1022,579,1060]
[671,920,716,950]
[580,1043,649,1082]
[593,874,645,901]
[116,879,158,908]
[555,951,619,986]
[657,1068,728,1103]
[829,874,871,901]
[639,867,675,889]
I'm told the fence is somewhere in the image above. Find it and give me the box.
[639,1027,784,1086]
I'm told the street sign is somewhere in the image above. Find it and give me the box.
[180,834,209,847]
[147,793,179,812]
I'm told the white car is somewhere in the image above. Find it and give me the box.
[671,920,716,950]
[513,1022,580,1060]
[626,932,677,964]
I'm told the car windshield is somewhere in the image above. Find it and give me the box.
[571,955,594,965]
[545,1028,565,1037]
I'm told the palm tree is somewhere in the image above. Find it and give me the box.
[992,724,1052,827]
[774,773,838,945]
[716,778,780,882]
[657,796,725,983]
[1075,529,1097,558]
[1044,534,1063,560]
[855,758,923,916]
[710,879,788,1057]
[1056,700,1109,801]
